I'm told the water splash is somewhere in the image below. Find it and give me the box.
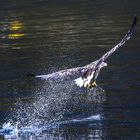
[0,114,101,139]
[1,79,105,139]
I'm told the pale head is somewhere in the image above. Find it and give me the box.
[99,62,107,68]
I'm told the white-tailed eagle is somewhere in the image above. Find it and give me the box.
[28,16,137,88]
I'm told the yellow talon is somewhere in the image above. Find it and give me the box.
[86,84,91,89]
[85,82,97,89]
[91,81,97,87]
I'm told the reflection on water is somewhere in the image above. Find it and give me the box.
[0,0,140,139]
[8,20,24,39]
[0,20,24,40]
[9,21,22,31]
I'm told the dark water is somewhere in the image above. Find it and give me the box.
[0,0,140,139]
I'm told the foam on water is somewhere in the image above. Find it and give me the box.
[0,114,101,138]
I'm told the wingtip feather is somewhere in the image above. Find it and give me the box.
[131,15,137,29]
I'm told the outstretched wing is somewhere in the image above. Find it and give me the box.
[98,16,137,63]
[30,16,137,81]
[33,60,99,80]
[34,66,88,80]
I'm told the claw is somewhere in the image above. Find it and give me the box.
[91,81,97,87]
[85,81,97,89]
[87,84,91,89]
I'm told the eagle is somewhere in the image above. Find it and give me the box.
[28,16,137,88]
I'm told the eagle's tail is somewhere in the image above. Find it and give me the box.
[74,77,84,87]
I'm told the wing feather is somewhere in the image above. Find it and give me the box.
[35,67,88,80]
[98,16,137,63]
[33,16,137,80]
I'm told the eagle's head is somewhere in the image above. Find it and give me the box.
[99,62,107,68]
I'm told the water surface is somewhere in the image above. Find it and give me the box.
[0,0,140,139]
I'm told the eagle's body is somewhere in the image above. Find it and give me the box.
[74,62,107,88]
[32,16,137,88]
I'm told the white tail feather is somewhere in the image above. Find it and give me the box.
[74,77,84,87]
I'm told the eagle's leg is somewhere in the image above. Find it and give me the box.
[86,84,91,89]
[91,81,97,87]
[86,81,97,89]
